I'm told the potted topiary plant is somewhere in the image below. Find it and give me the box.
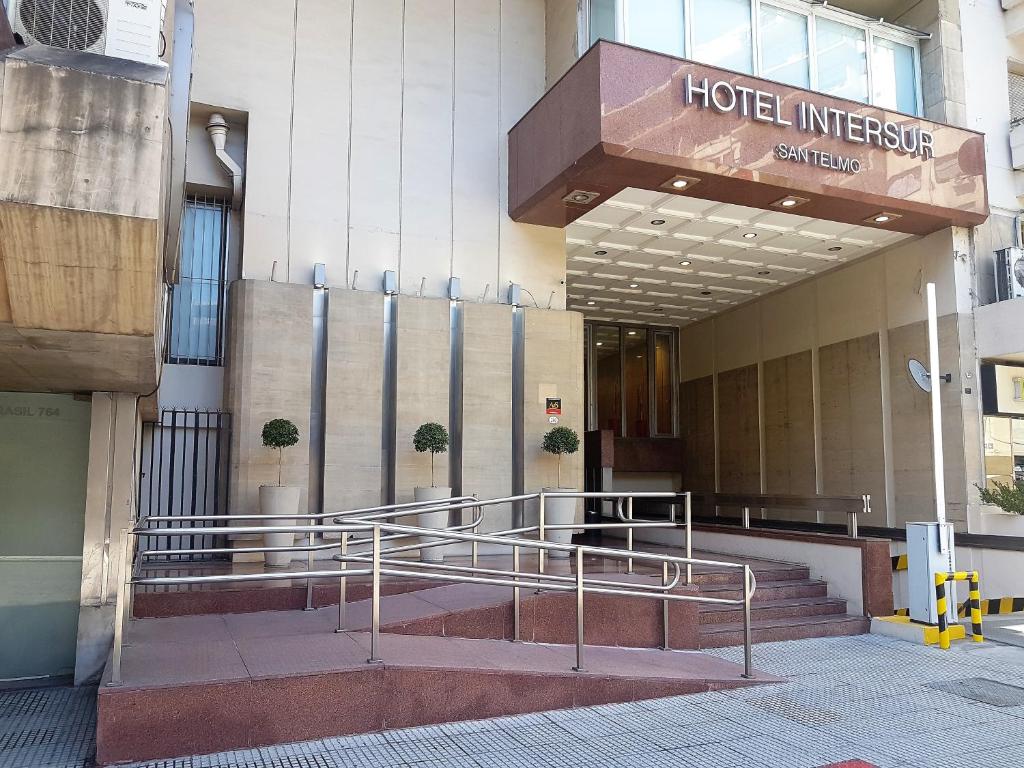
[541,426,581,557]
[259,418,300,567]
[413,422,450,562]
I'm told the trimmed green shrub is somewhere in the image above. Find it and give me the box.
[262,418,299,486]
[413,422,449,487]
[542,426,580,488]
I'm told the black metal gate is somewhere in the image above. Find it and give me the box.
[138,409,232,560]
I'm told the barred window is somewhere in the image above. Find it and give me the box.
[166,197,229,365]
[1010,72,1024,127]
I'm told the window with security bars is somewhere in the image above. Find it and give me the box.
[1010,72,1024,127]
[166,196,228,365]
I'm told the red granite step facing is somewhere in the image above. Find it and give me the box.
[698,596,848,625]
[698,614,872,649]
[133,577,447,618]
[697,578,830,602]
[691,564,811,586]
[96,630,776,765]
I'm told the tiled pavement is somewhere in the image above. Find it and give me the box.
[4,634,1024,768]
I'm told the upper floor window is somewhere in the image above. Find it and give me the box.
[166,196,229,366]
[587,0,922,115]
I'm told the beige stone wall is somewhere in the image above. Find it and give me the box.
[323,289,385,514]
[189,0,565,307]
[678,229,978,531]
[225,280,313,515]
[395,297,450,500]
[524,307,584,521]
[462,302,514,533]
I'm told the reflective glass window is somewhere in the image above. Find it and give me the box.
[623,329,649,437]
[590,0,616,45]
[872,36,918,114]
[654,332,674,435]
[759,4,809,88]
[594,327,622,433]
[625,0,684,57]
[815,18,868,103]
[691,0,753,74]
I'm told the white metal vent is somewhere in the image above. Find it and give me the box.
[12,0,109,53]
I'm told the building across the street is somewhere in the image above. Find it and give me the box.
[1,0,1022,734]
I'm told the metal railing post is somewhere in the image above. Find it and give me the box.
[742,506,750,529]
[367,525,382,663]
[106,528,132,687]
[685,492,693,585]
[661,560,670,650]
[305,529,315,611]
[537,490,546,578]
[848,511,858,539]
[572,545,584,672]
[512,544,520,642]
[335,532,348,633]
[742,565,754,679]
[626,496,634,574]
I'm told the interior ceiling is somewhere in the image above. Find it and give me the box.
[565,188,911,327]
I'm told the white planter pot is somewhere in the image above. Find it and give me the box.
[259,485,300,567]
[542,488,578,559]
[415,486,452,562]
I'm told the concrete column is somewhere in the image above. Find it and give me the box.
[74,393,138,685]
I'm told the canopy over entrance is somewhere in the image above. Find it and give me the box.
[508,41,987,236]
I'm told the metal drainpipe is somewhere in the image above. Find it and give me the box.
[206,113,243,210]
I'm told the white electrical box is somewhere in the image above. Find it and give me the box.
[907,522,956,625]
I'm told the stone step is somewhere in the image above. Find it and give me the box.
[698,596,848,625]
[698,614,871,648]
[696,578,830,602]
[690,564,811,586]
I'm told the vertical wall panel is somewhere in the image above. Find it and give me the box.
[818,335,886,526]
[394,297,451,500]
[462,301,514,533]
[399,0,455,297]
[680,376,715,492]
[763,351,816,521]
[347,0,404,284]
[887,317,967,528]
[323,289,385,513]
[523,308,584,516]
[289,0,351,284]
[717,365,761,496]
[225,280,313,514]
[451,0,501,303]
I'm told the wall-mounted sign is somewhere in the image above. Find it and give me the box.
[548,416,559,424]
[545,397,562,415]
[684,74,934,162]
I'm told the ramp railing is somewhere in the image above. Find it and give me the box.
[109,490,756,687]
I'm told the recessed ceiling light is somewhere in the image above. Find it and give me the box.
[586,301,596,305]
[757,270,771,275]
[865,211,902,224]
[651,219,666,226]
[629,283,639,288]
[636,354,643,359]
[596,341,603,346]
[679,260,691,266]
[772,195,810,209]
[627,330,638,336]
[700,290,712,295]
[595,250,608,256]
[662,175,701,191]
[827,246,843,252]
[742,232,758,239]
[562,190,601,205]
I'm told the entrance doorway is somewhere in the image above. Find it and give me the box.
[0,393,91,686]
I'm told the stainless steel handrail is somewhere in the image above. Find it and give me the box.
[108,489,752,688]
[687,491,869,538]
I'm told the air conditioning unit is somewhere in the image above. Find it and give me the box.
[995,247,1024,301]
[10,0,165,65]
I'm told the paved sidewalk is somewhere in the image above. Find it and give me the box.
[3,635,1024,768]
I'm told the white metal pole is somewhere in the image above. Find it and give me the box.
[926,283,946,525]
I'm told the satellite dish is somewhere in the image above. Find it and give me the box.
[909,358,931,393]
